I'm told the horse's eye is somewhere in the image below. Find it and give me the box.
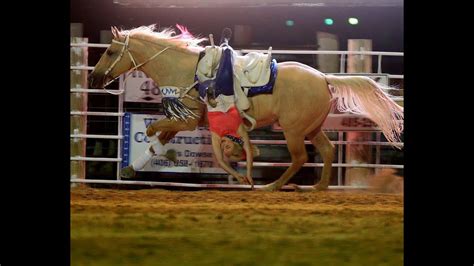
[106,50,114,56]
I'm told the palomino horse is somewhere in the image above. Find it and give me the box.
[89,25,403,191]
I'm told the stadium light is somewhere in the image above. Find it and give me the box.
[324,18,334,25]
[348,17,359,25]
[285,20,295,27]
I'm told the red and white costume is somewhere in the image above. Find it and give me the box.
[207,105,242,139]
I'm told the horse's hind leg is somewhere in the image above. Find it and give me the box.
[260,132,307,191]
[310,130,335,191]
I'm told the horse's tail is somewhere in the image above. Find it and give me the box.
[325,74,403,146]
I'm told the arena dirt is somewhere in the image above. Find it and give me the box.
[71,186,403,266]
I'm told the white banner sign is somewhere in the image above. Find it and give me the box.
[122,113,226,174]
[319,114,380,131]
[272,114,380,132]
[121,71,163,103]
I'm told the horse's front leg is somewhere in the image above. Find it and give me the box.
[120,118,200,179]
[259,132,308,191]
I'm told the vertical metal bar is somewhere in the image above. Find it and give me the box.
[375,132,381,175]
[377,55,382,73]
[116,76,124,180]
[71,37,88,181]
[338,131,343,186]
[339,53,345,73]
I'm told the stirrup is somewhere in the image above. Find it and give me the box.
[240,111,257,131]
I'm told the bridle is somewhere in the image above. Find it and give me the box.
[100,33,206,107]
[101,34,171,95]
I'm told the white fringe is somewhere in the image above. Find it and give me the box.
[325,75,404,146]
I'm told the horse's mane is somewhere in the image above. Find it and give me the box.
[119,24,207,51]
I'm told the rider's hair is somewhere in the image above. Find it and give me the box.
[226,140,260,162]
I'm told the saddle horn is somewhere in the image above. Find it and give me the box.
[209,34,215,47]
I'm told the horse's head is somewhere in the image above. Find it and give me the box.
[89,26,134,88]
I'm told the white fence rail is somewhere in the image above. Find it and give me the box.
[70,42,403,187]
[70,178,368,190]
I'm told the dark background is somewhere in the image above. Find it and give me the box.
[4,2,470,266]
[70,0,403,52]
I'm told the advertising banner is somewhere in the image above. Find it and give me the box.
[122,113,226,174]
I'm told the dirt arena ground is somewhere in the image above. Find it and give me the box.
[71,186,403,266]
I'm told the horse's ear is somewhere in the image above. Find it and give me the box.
[110,26,120,39]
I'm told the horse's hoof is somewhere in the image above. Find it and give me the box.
[258,184,279,192]
[163,149,178,164]
[313,181,329,191]
[120,165,136,179]
[288,183,306,192]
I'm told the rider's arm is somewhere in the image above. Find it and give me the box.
[238,124,254,187]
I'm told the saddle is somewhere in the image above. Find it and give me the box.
[195,45,275,131]
[196,46,222,80]
[233,48,273,88]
